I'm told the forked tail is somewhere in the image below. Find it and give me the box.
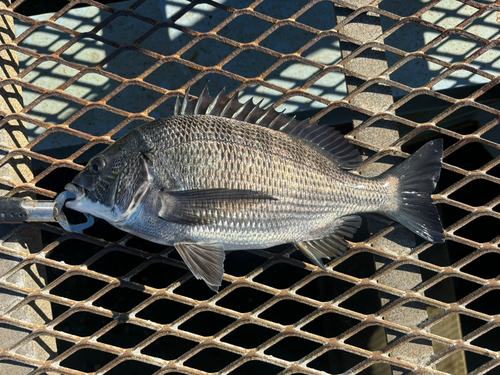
[385,139,445,243]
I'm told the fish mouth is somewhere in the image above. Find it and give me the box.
[64,183,87,208]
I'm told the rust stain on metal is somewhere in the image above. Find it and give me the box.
[0,0,499,374]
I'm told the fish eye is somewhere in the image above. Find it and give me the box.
[90,157,106,174]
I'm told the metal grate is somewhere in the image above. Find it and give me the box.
[0,0,499,374]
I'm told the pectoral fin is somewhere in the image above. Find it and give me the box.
[295,215,362,270]
[159,188,276,225]
[174,242,225,292]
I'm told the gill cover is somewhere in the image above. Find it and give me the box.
[67,131,153,223]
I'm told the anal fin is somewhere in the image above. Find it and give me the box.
[175,242,225,292]
[295,215,362,270]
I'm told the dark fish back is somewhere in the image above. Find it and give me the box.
[138,114,346,201]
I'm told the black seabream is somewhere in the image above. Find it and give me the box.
[65,86,445,291]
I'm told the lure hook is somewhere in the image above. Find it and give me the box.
[54,191,94,232]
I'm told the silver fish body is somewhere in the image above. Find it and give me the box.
[66,87,444,291]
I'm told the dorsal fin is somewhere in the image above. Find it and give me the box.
[175,84,362,170]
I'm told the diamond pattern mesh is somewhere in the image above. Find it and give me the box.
[0,0,499,374]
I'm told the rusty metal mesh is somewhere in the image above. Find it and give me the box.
[0,0,499,374]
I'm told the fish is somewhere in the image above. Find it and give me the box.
[65,85,445,291]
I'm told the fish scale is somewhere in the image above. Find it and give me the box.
[65,85,445,291]
[150,122,354,209]
[126,115,398,243]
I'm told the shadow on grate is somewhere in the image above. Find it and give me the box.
[1,1,500,375]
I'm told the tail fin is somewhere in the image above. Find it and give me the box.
[385,139,445,243]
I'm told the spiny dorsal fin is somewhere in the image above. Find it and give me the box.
[175,84,362,170]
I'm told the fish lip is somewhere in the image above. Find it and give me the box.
[64,183,87,202]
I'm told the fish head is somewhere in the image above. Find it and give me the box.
[65,132,153,223]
